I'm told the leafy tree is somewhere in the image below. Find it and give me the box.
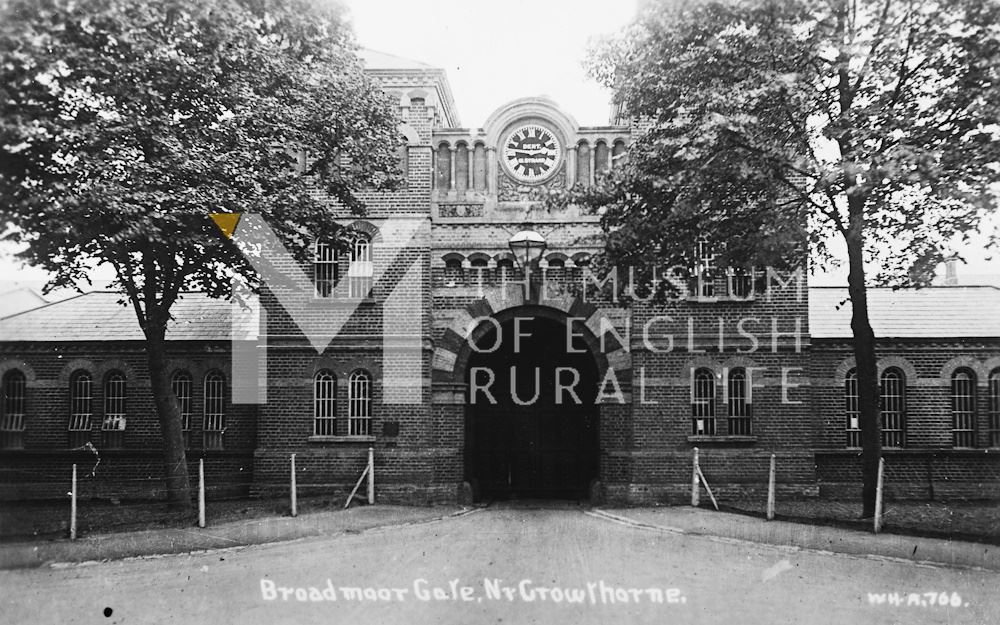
[579,0,999,515]
[0,0,402,507]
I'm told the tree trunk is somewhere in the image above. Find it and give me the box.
[845,228,881,518]
[146,329,192,509]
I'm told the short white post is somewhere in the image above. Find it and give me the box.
[366,446,375,505]
[198,458,206,528]
[691,447,700,507]
[290,453,298,518]
[70,464,78,540]
[874,457,885,534]
[766,453,776,521]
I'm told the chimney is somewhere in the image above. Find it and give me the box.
[944,259,958,286]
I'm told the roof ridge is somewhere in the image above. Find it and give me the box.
[0,290,92,321]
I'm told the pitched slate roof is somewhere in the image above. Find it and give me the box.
[809,286,1000,339]
[0,292,258,342]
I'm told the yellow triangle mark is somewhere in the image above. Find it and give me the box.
[210,213,241,240]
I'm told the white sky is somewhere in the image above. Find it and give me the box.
[342,0,636,127]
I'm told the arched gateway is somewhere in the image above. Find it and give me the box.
[464,308,600,500]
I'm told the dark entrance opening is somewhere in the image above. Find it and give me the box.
[465,313,599,500]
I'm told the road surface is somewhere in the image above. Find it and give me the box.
[2,503,997,624]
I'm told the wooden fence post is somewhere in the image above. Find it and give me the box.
[767,453,776,521]
[198,458,206,528]
[367,446,375,505]
[874,457,885,534]
[290,453,297,518]
[70,464,77,541]
[691,447,700,507]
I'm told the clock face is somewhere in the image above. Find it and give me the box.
[502,124,561,183]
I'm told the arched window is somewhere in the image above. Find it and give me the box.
[576,142,591,186]
[880,368,905,448]
[1,370,26,449]
[68,371,93,448]
[397,135,409,181]
[314,370,337,436]
[691,368,716,436]
[444,258,463,287]
[455,143,469,192]
[594,141,610,173]
[171,371,193,449]
[313,240,338,298]
[546,257,565,269]
[729,266,754,299]
[348,370,372,437]
[727,368,751,435]
[203,372,225,450]
[435,143,451,189]
[952,368,977,448]
[348,234,373,299]
[989,369,1000,448]
[845,368,860,448]
[102,372,127,448]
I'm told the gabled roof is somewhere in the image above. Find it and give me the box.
[0,286,47,318]
[809,286,1000,339]
[0,292,258,342]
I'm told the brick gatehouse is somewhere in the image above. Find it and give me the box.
[2,51,998,504]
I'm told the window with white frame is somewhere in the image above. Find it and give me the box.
[728,266,754,298]
[952,369,976,448]
[845,368,860,448]
[102,372,127,448]
[691,368,716,435]
[694,238,716,298]
[880,368,905,448]
[314,240,338,298]
[990,369,1000,448]
[347,235,373,299]
[348,370,372,436]
[171,371,192,448]
[203,372,225,450]
[727,368,751,435]
[68,371,93,448]
[1,370,26,449]
[314,370,337,436]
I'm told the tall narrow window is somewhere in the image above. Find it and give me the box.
[348,370,372,436]
[314,370,337,436]
[348,235,373,299]
[952,369,976,448]
[729,266,754,299]
[1,370,26,449]
[68,371,93,448]
[845,368,860,448]
[102,372,126,448]
[203,372,225,450]
[989,369,1000,448]
[880,368,905,448]
[444,258,463,287]
[314,240,337,298]
[694,238,716,298]
[727,368,752,435]
[171,371,192,449]
[691,368,716,435]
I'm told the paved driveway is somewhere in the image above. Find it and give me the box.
[2,503,997,624]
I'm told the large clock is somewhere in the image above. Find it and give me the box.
[502,124,561,183]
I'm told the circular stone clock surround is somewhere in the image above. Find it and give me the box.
[501,122,563,184]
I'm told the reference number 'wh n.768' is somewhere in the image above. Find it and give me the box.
[867,592,966,608]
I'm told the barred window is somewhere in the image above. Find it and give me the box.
[691,368,716,435]
[952,369,976,448]
[314,240,338,298]
[727,368,752,435]
[444,258,463,287]
[348,235,373,299]
[880,368,905,448]
[496,258,515,281]
[171,371,192,449]
[314,370,337,436]
[102,372,127,448]
[1,370,26,449]
[694,237,716,298]
[990,369,1000,448]
[348,370,372,436]
[68,371,93,448]
[729,266,754,299]
[845,368,860,448]
[203,372,225,450]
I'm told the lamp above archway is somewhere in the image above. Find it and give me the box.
[507,229,547,268]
